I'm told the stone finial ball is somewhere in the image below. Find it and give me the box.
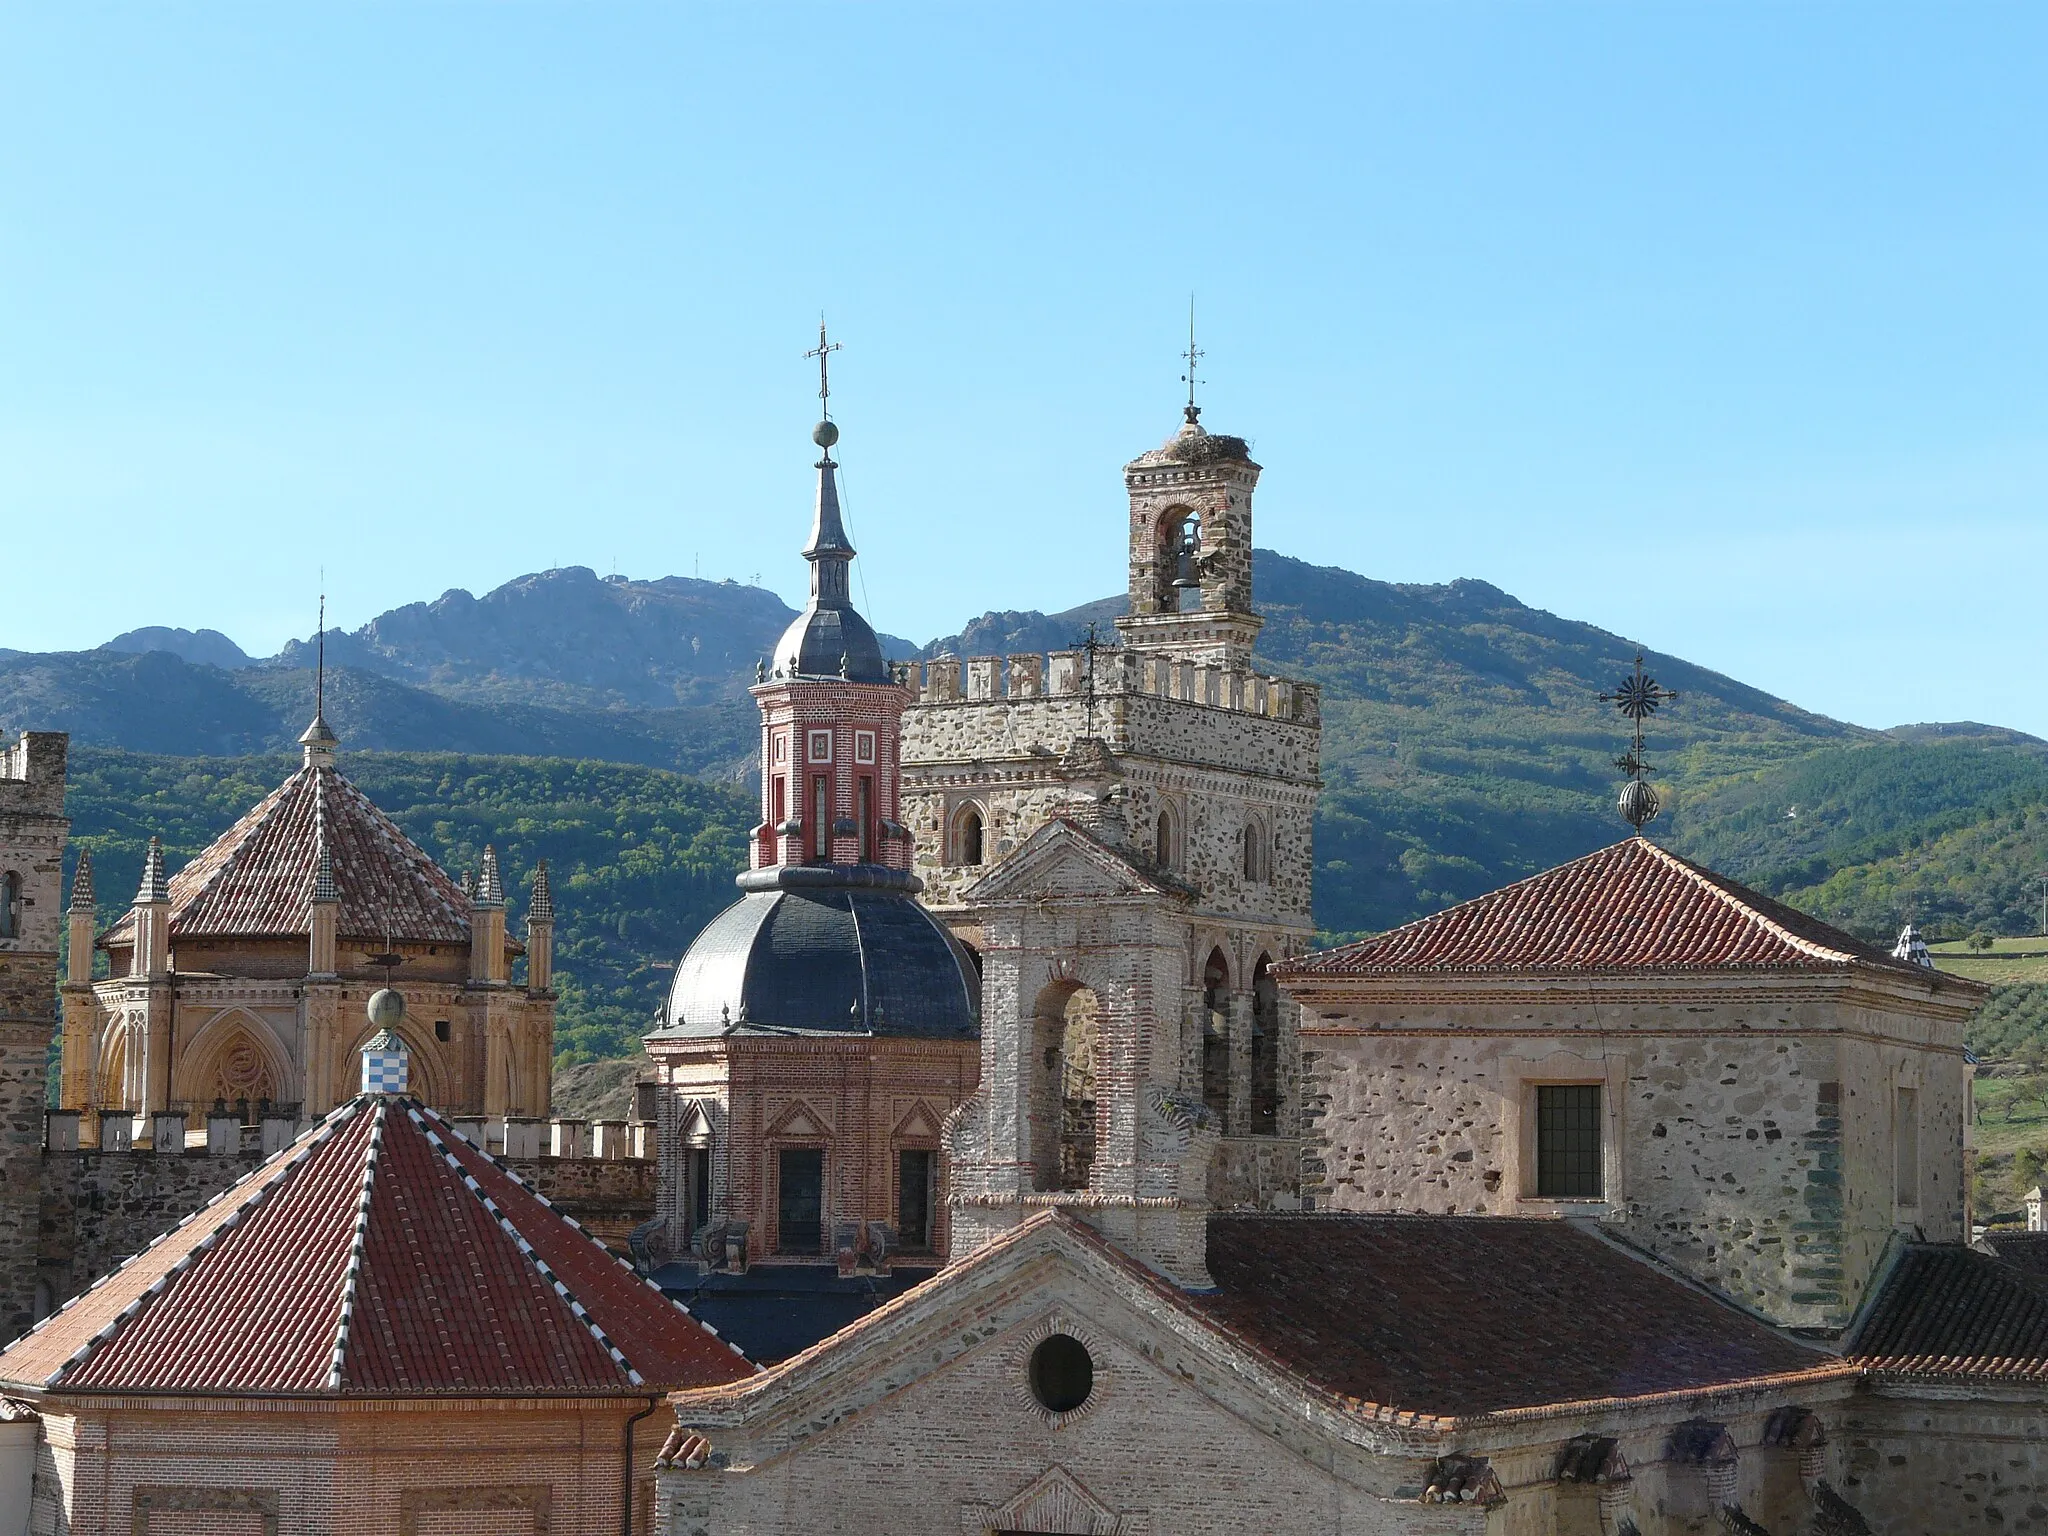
[812,419,840,448]
[367,988,407,1030]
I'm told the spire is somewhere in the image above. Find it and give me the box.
[313,800,338,904]
[300,592,340,769]
[802,320,855,606]
[477,845,504,906]
[69,848,94,912]
[529,858,553,921]
[1181,293,1204,427]
[136,837,169,904]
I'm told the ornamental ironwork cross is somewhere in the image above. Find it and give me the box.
[1077,621,1110,737]
[1181,295,1204,422]
[1599,653,1678,829]
[805,319,841,419]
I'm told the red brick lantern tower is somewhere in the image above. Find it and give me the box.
[749,412,914,876]
[644,373,979,1336]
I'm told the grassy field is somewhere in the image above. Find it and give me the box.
[1931,934,2048,986]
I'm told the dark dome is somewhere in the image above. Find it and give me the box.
[772,602,890,684]
[654,879,978,1041]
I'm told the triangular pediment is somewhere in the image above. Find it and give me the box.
[962,819,1182,908]
[968,1465,1139,1534]
[766,1100,831,1139]
[891,1100,943,1140]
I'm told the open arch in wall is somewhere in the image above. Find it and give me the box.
[95,1024,130,1112]
[1149,505,1201,614]
[950,803,986,868]
[1201,948,1232,1123]
[1251,953,1280,1136]
[174,1009,296,1119]
[1030,978,1099,1193]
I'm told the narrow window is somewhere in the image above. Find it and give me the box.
[1156,807,1177,870]
[433,1019,450,1043]
[777,1147,823,1254]
[1536,1085,1603,1198]
[955,806,984,867]
[690,1145,712,1230]
[772,774,787,828]
[811,775,830,862]
[898,1148,933,1248]
[1896,1087,1920,1207]
[1201,948,1231,1122]
[0,872,17,940]
[858,776,874,863]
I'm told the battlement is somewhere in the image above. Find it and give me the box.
[913,651,1320,726]
[0,731,67,817]
[46,1108,656,1162]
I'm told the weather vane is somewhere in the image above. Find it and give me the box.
[805,317,842,423]
[1599,653,1678,830]
[1180,294,1203,425]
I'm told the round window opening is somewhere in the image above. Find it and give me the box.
[1027,1333,1094,1414]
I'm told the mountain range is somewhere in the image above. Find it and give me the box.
[15,550,2048,1066]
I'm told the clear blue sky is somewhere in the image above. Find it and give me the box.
[4,4,2044,733]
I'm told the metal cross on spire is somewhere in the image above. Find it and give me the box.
[805,317,842,422]
[1075,620,1112,736]
[1180,294,1204,425]
[1599,653,1679,830]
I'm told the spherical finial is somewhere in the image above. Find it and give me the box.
[812,419,840,449]
[367,987,407,1030]
[1619,779,1660,830]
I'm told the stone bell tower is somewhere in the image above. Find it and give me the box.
[1116,403,1263,670]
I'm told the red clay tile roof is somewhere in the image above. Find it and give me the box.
[1848,1243,2048,1380]
[0,1099,754,1396]
[1282,836,1931,979]
[1196,1214,1832,1418]
[102,765,473,947]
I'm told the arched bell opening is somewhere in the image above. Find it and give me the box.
[950,803,986,868]
[1201,948,1232,1123]
[1030,980,1099,1193]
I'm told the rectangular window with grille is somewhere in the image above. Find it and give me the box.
[1536,1084,1603,1198]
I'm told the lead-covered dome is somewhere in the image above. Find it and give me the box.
[653,872,978,1041]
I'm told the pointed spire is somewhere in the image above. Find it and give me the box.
[312,800,338,905]
[301,592,340,768]
[529,858,552,921]
[460,869,477,904]
[70,848,95,912]
[136,837,169,905]
[477,845,504,906]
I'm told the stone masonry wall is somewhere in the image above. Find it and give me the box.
[1834,1391,2048,1534]
[0,734,68,1342]
[1298,981,1970,1330]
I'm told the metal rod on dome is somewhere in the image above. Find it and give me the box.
[1181,294,1204,426]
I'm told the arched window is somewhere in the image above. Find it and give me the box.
[1241,820,1269,884]
[1251,954,1281,1136]
[1150,506,1197,613]
[1156,805,1178,872]
[1031,981,1098,1192]
[951,805,985,868]
[0,872,17,940]
[1201,948,1231,1122]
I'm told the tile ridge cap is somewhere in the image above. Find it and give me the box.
[325,1098,387,1390]
[42,1100,364,1389]
[405,1104,660,1387]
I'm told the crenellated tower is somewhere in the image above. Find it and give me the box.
[901,412,1322,1277]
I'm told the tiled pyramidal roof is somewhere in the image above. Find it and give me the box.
[102,765,474,947]
[1284,835,1925,978]
[0,1100,755,1395]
